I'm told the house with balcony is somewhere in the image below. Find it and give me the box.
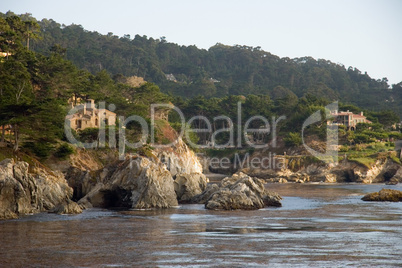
[65,98,116,131]
[328,110,372,130]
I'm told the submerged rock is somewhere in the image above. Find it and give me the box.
[361,189,402,202]
[385,178,399,185]
[50,199,83,215]
[0,158,76,219]
[197,172,282,210]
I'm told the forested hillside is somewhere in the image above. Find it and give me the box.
[0,13,170,157]
[1,12,401,160]
[6,12,399,117]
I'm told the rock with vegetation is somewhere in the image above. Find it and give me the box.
[361,189,402,202]
[0,158,78,219]
[198,172,282,210]
[78,156,178,209]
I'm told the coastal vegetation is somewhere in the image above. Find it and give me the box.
[0,12,401,170]
[13,11,401,118]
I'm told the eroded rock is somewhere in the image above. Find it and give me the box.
[50,199,83,214]
[198,172,282,210]
[361,189,402,202]
[174,173,209,203]
[0,158,77,219]
[79,156,178,209]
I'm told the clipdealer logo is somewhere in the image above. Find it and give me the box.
[64,101,339,166]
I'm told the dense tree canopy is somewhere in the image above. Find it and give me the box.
[6,11,398,118]
[0,12,400,158]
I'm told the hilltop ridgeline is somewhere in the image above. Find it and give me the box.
[12,12,400,116]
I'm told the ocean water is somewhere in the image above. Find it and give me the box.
[1,183,401,267]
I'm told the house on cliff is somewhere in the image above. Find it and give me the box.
[328,110,372,130]
[65,98,116,131]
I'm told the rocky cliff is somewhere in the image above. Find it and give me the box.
[66,138,208,208]
[243,157,402,184]
[154,138,209,202]
[78,156,179,209]
[0,158,80,219]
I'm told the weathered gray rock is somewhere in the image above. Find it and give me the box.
[385,178,399,185]
[50,199,83,214]
[156,138,209,202]
[202,172,282,210]
[79,156,178,209]
[156,138,203,176]
[362,188,402,202]
[190,184,220,204]
[0,158,77,219]
[174,173,209,203]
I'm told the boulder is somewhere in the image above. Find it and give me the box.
[174,173,209,203]
[156,138,209,202]
[201,172,282,210]
[79,156,178,209]
[385,178,399,185]
[0,158,76,219]
[190,184,220,204]
[50,199,83,214]
[156,138,203,176]
[361,189,402,202]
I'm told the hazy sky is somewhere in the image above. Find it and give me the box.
[2,0,402,84]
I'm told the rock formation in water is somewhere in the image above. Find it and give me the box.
[193,172,282,210]
[173,172,208,203]
[155,138,209,202]
[0,158,79,219]
[361,188,402,202]
[78,156,179,209]
[70,138,209,207]
[243,157,402,184]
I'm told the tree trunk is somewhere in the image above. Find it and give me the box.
[1,124,5,143]
[13,124,19,151]
[27,33,30,50]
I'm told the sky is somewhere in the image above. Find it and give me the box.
[2,0,402,85]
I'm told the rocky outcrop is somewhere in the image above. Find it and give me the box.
[193,172,282,210]
[174,173,208,203]
[244,157,402,184]
[191,184,220,204]
[62,149,120,201]
[155,138,203,176]
[361,189,402,202]
[155,138,209,202]
[64,138,208,207]
[50,199,83,214]
[78,156,178,209]
[0,158,78,219]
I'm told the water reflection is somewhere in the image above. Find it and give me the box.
[0,184,401,267]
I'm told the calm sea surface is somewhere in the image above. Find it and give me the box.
[1,183,401,267]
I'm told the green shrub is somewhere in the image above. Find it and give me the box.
[54,143,75,159]
[354,133,374,144]
[78,128,99,143]
[23,141,54,158]
[284,132,302,147]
